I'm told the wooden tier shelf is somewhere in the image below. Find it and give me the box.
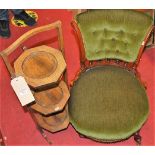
[33,105,69,133]
[14,45,66,89]
[30,81,70,115]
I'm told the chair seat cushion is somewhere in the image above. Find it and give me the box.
[69,65,149,141]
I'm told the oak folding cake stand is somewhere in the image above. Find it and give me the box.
[0,21,70,144]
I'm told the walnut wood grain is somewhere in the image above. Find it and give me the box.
[71,20,86,63]
[33,105,69,133]
[30,81,70,115]
[0,21,64,80]
[14,45,66,89]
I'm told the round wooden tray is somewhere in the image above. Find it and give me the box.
[30,81,70,115]
[33,105,69,133]
[14,45,66,89]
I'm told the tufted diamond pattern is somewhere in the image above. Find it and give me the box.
[75,10,153,62]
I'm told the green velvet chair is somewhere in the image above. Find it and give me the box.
[69,10,154,144]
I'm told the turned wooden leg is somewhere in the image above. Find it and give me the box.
[134,131,142,145]
[0,130,5,146]
[79,134,85,138]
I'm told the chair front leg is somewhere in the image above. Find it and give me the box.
[134,131,142,145]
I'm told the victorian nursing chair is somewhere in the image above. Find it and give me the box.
[69,10,154,144]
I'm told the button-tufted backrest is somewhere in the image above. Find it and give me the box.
[75,10,153,62]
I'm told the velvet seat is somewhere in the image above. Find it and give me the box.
[69,65,149,141]
[69,10,153,142]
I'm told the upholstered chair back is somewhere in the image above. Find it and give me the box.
[75,10,153,62]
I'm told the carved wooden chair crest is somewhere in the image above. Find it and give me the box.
[69,10,154,144]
